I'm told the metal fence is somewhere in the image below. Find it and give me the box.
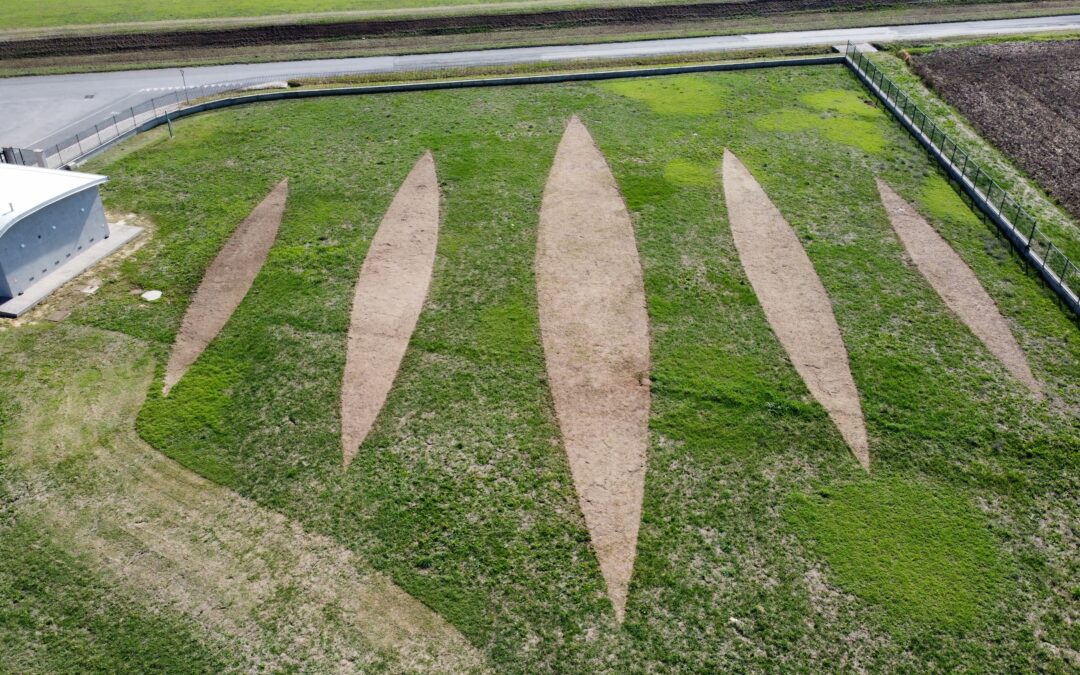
[20,88,209,169]
[4,77,289,169]
[1,56,845,171]
[844,43,1079,317]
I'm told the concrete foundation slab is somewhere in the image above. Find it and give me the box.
[0,222,142,317]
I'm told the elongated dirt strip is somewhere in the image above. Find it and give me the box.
[722,150,870,470]
[341,152,439,467]
[536,116,651,623]
[3,325,487,673]
[163,178,288,394]
[877,180,1042,397]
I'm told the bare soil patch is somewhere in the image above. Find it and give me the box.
[913,40,1080,224]
[0,0,980,59]
[4,325,487,672]
[722,150,869,469]
[536,116,651,622]
[877,180,1042,396]
[341,152,439,467]
[164,178,287,394]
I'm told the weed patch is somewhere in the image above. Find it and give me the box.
[602,74,731,115]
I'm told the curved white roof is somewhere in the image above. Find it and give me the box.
[0,164,107,238]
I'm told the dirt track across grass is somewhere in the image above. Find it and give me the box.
[341,152,439,467]
[877,180,1042,397]
[722,150,869,469]
[3,325,487,672]
[163,178,288,394]
[536,116,650,623]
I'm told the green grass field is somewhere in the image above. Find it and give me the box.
[1,63,1078,671]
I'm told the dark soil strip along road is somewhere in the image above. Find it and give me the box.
[0,1,976,59]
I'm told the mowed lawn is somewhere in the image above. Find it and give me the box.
[0,0,680,30]
[3,65,1078,671]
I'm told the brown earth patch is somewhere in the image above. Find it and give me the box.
[913,40,1080,226]
[877,179,1042,397]
[0,0,976,59]
[341,152,439,467]
[163,178,287,394]
[535,116,651,622]
[3,325,487,672]
[721,149,869,470]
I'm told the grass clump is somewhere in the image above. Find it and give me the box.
[786,477,1010,631]
[663,158,714,186]
[919,173,984,226]
[601,74,731,115]
[800,88,882,118]
[754,109,887,154]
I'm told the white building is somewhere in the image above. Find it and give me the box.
[0,164,141,317]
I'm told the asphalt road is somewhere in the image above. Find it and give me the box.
[2,13,1078,148]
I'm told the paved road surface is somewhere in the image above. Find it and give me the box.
[2,14,1078,148]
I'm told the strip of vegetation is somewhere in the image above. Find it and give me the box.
[4,1,1075,77]
[0,0,1036,39]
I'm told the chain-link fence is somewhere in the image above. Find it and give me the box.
[845,43,1080,316]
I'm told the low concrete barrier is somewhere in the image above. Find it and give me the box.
[71,55,843,164]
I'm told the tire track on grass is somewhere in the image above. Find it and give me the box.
[4,325,488,673]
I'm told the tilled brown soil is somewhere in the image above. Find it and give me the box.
[914,39,1080,224]
[0,0,968,59]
